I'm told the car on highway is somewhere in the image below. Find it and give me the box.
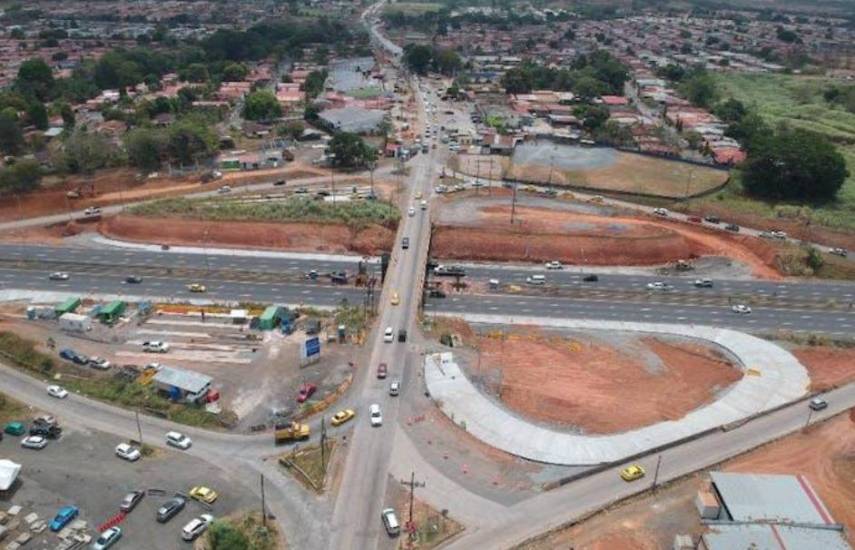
[297,383,317,403]
[526,275,546,286]
[21,434,48,449]
[49,272,70,281]
[731,304,752,314]
[120,491,145,513]
[725,223,740,232]
[156,496,186,523]
[389,380,400,396]
[91,526,122,549]
[381,508,401,537]
[545,261,563,270]
[377,363,388,379]
[830,248,848,257]
[646,282,672,291]
[331,409,355,426]
[391,291,400,305]
[809,397,828,411]
[759,231,775,239]
[142,341,169,353]
[49,505,79,532]
[771,230,787,240]
[88,356,111,370]
[83,206,102,217]
[652,208,668,217]
[182,514,215,541]
[414,191,423,199]
[687,216,702,223]
[166,431,192,450]
[408,206,415,217]
[47,385,68,399]
[124,275,143,284]
[703,215,720,224]
[619,464,646,482]
[420,200,427,210]
[189,486,218,504]
[369,403,383,427]
[693,279,713,288]
[398,329,407,342]
[582,274,599,282]
[217,185,232,194]
[384,327,394,343]
[187,283,207,293]
[115,443,141,462]
[402,237,409,249]
[273,179,286,186]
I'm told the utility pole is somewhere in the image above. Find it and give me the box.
[320,417,328,476]
[652,455,663,493]
[510,182,517,224]
[329,154,336,204]
[401,471,425,540]
[135,409,143,446]
[260,474,267,527]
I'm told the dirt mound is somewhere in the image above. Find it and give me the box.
[100,215,394,255]
[478,330,742,434]
[793,347,855,391]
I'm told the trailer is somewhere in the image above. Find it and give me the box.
[58,313,92,333]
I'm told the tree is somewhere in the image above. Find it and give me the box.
[679,70,718,108]
[183,63,209,83]
[432,48,461,76]
[742,128,848,202]
[0,159,42,195]
[776,26,801,43]
[27,101,48,130]
[500,68,531,94]
[573,104,610,130]
[62,130,118,174]
[222,63,248,82]
[303,70,328,100]
[243,90,282,121]
[207,521,249,550]
[0,109,24,155]
[403,44,432,75]
[16,58,55,101]
[125,128,165,172]
[713,98,747,123]
[328,132,376,168]
[167,119,217,165]
[725,111,768,150]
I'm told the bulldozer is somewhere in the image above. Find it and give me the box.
[274,421,310,444]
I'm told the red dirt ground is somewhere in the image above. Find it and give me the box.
[433,203,781,278]
[478,331,742,433]
[793,346,855,391]
[100,215,394,256]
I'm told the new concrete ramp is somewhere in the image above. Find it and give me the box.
[424,315,810,465]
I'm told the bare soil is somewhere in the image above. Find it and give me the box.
[476,329,742,433]
[793,346,855,391]
[100,215,395,255]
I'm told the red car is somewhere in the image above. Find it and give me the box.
[297,383,317,403]
[377,363,388,379]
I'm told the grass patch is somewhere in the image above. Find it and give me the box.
[0,392,30,425]
[278,439,336,493]
[0,331,234,429]
[394,497,464,549]
[383,2,443,15]
[130,196,400,229]
[201,511,281,550]
[710,72,855,231]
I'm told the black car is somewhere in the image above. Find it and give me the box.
[582,274,599,282]
[120,490,145,513]
[29,424,62,439]
[725,223,740,232]
[398,329,407,343]
[703,215,720,224]
[156,496,186,523]
[273,179,286,186]
[125,275,143,284]
[428,288,446,298]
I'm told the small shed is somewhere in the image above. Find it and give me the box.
[98,300,126,324]
[54,297,81,316]
[153,366,213,404]
[259,305,283,330]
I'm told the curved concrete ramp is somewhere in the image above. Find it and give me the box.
[424,315,810,465]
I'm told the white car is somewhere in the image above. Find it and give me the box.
[829,248,847,257]
[389,380,400,396]
[47,385,68,399]
[732,304,752,314]
[420,200,427,210]
[545,261,563,270]
[646,282,672,291]
[166,431,192,450]
[88,356,111,370]
[181,514,215,541]
[218,185,232,194]
[369,403,383,427]
[142,341,169,353]
[384,327,394,343]
[771,230,787,240]
[115,443,141,462]
[22,435,48,449]
[49,272,69,281]
[408,207,415,217]
[653,208,669,217]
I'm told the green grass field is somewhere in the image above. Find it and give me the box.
[709,72,855,231]
[383,2,444,15]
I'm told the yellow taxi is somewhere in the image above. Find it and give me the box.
[331,409,356,426]
[189,486,218,504]
[619,464,646,482]
[391,291,400,305]
[187,283,206,293]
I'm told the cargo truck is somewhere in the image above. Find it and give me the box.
[274,422,310,444]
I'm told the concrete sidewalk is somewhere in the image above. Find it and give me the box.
[424,314,809,465]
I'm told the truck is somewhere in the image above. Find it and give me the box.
[274,422,310,444]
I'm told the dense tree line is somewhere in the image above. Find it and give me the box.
[500,50,628,97]
[402,44,462,76]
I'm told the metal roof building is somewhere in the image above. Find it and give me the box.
[702,524,851,550]
[709,472,835,525]
[318,106,385,134]
[153,367,212,396]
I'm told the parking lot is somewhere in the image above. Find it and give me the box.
[0,424,259,549]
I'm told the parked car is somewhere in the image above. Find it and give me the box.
[809,397,828,411]
[732,304,752,314]
[120,491,145,513]
[381,508,401,537]
[377,363,388,379]
[4,422,25,436]
[156,496,186,523]
[88,356,111,370]
[694,279,713,288]
[369,403,383,427]
[165,431,192,450]
[142,341,169,353]
[29,424,62,439]
[115,443,141,462]
[181,514,215,541]
[331,409,355,427]
[619,464,646,482]
[21,435,48,449]
[59,348,87,365]
[34,414,56,427]
[189,486,218,504]
[50,506,79,532]
[91,526,122,549]
[49,272,69,281]
[296,383,317,403]
[47,385,68,399]
[428,288,446,298]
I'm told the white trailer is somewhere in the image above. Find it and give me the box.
[58,312,92,332]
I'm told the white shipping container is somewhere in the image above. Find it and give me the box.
[59,312,92,332]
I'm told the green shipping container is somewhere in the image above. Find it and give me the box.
[54,297,81,316]
[98,300,127,324]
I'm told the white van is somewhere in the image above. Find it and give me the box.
[369,403,383,426]
[384,327,394,343]
[526,275,546,285]
[381,508,400,536]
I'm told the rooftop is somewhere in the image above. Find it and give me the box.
[703,524,851,550]
[153,366,212,394]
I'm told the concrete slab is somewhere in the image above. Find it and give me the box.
[424,314,810,465]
